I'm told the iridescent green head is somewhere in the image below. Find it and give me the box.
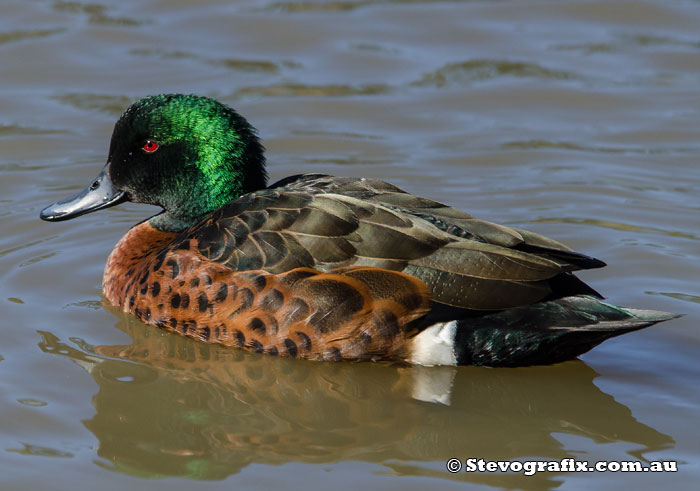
[40,94,267,232]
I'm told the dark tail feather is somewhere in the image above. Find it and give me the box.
[516,243,607,270]
[545,272,605,300]
[454,296,680,367]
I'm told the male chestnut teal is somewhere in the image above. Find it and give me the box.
[40,94,677,367]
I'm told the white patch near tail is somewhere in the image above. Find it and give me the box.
[409,321,458,366]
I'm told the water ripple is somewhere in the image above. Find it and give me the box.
[553,33,700,54]
[501,139,700,155]
[264,0,486,13]
[0,125,69,137]
[411,59,580,88]
[233,83,391,98]
[0,28,65,46]
[130,48,300,73]
[53,94,133,116]
[646,291,700,305]
[523,217,699,241]
[53,1,145,26]
[6,443,73,458]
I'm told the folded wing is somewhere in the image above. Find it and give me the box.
[182,175,605,320]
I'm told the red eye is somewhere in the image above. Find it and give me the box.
[143,140,159,153]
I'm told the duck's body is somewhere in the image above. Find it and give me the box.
[41,94,677,366]
[102,214,430,363]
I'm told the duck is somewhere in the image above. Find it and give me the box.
[40,94,677,367]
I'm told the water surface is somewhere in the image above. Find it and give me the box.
[1,1,699,489]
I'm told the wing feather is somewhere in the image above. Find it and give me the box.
[186,175,604,315]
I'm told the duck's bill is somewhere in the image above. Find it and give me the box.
[40,164,128,222]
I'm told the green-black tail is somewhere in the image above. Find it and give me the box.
[454,296,680,367]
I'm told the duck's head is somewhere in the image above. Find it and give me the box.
[40,94,267,232]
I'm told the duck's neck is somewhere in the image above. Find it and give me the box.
[146,163,269,234]
[103,221,177,307]
[149,211,204,233]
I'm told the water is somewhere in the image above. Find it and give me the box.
[1,0,699,489]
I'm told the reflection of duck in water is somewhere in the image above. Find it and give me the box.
[38,311,673,484]
[41,95,677,366]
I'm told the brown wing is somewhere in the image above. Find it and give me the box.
[178,175,603,315]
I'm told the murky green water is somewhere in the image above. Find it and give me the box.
[1,0,699,489]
